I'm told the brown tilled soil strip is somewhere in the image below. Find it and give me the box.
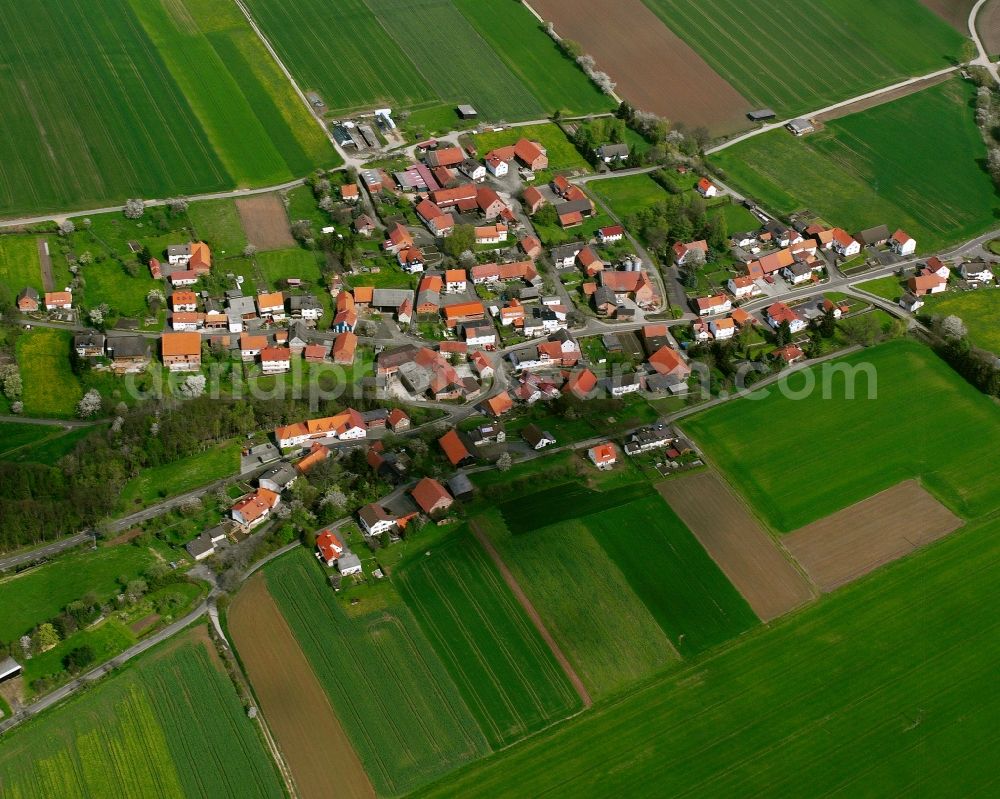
[230,573,375,799]
[37,238,53,291]
[470,519,593,708]
[815,71,953,123]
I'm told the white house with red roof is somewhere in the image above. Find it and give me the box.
[727,275,757,299]
[588,442,618,470]
[598,225,625,244]
[766,302,806,333]
[889,229,916,257]
[316,529,345,567]
[696,178,718,198]
[831,228,861,258]
[695,293,732,316]
[673,240,709,266]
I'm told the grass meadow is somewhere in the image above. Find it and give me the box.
[0,0,333,219]
[644,0,965,117]
[0,545,154,642]
[0,425,101,466]
[396,530,581,747]
[81,260,161,319]
[255,247,325,289]
[454,0,613,116]
[919,288,1000,353]
[265,549,489,796]
[0,422,53,458]
[187,198,249,255]
[476,509,677,699]
[711,80,1000,251]
[15,329,82,418]
[118,441,240,510]
[416,510,1000,798]
[0,629,283,798]
[590,173,670,218]
[0,236,42,294]
[682,339,1000,531]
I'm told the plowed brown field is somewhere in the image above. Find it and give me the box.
[230,573,374,799]
[784,480,963,592]
[920,0,976,32]
[979,0,1000,55]
[236,194,295,251]
[657,471,813,621]
[529,0,751,135]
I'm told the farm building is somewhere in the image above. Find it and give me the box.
[0,656,22,683]
[747,108,776,121]
[457,104,478,119]
[786,118,815,136]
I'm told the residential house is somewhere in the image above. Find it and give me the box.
[521,424,556,450]
[387,408,410,432]
[595,143,629,163]
[907,273,946,296]
[648,346,691,379]
[161,332,201,372]
[831,228,861,258]
[384,223,413,253]
[358,503,397,536]
[710,318,736,340]
[521,186,545,214]
[439,429,475,467]
[316,530,346,567]
[169,270,198,287]
[588,442,617,469]
[459,159,486,182]
[728,275,757,299]
[260,347,291,373]
[766,302,806,333]
[774,344,805,364]
[471,350,493,379]
[43,290,73,311]
[513,138,548,171]
[74,331,106,358]
[604,372,643,397]
[563,368,598,398]
[333,331,358,365]
[696,177,719,198]
[520,235,542,260]
[923,257,950,281]
[16,286,39,312]
[855,225,890,248]
[623,425,674,455]
[240,332,266,361]
[598,225,625,244]
[600,270,656,307]
[551,243,584,269]
[170,312,204,331]
[475,224,508,245]
[231,487,280,528]
[483,391,514,417]
[107,335,151,373]
[477,186,507,220]
[442,301,486,327]
[694,294,732,316]
[673,240,708,265]
[577,246,604,277]
[411,477,454,517]
[397,247,424,273]
[898,292,924,312]
[890,229,916,256]
[258,462,298,493]
[257,292,286,321]
[296,442,330,474]
[959,260,994,284]
[486,154,509,177]
[354,214,376,237]
[463,320,496,346]
[340,183,359,202]
[445,269,467,293]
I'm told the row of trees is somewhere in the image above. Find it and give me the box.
[625,184,728,265]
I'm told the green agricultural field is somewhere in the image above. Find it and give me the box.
[81,260,161,319]
[240,0,434,113]
[370,0,542,120]
[590,173,670,218]
[0,236,42,295]
[0,628,283,798]
[187,198,249,255]
[255,247,325,289]
[0,0,333,219]
[15,329,82,418]
[0,545,154,643]
[683,339,1000,531]
[500,482,649,533]
[416,512,1000,798]
[265,549,489,796]
[454,0,613,116]
[711,80,999,251]
[644,0,965,117]
[473,123,590,173]
[396,530,581,747]
[588,495,758,656]
[118,441,240,510]
[919,288,1000,353]
[476,509,677,699]
[0,422,54,458]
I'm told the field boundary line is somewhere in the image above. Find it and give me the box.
[469,519,593,708]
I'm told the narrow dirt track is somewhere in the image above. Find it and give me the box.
[36,238,53,291]
[230,573,375,799]
[470,519,593,708]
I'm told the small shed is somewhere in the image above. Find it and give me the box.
[457,104,478,119]
[0,656,23,682]
[447,473,475,502]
